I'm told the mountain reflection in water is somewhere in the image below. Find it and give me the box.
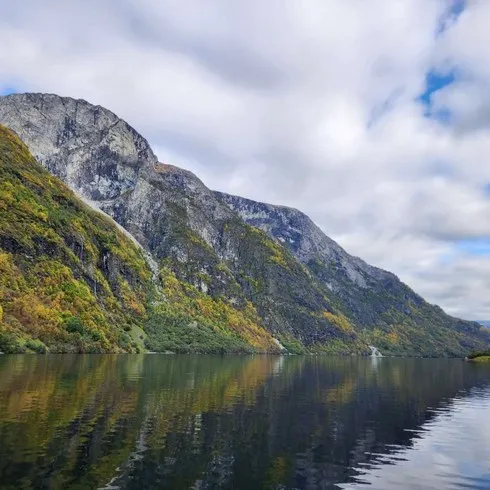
[0,355,489,490]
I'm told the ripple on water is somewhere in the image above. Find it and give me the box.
[339,388,490,490]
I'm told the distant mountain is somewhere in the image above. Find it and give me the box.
[0,92,489,356]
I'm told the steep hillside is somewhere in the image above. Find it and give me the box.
[1,92,489,356]
[0,124,278,354]
[215,192,490,356]
[0,124,155,353]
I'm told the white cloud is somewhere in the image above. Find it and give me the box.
[2,0,490,318]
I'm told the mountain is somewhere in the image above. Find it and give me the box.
[0,123,280,354]
[0,92,489,356]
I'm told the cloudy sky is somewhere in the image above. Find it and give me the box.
[1,0,490,320]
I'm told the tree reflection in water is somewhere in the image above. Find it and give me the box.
[0,355,489,489]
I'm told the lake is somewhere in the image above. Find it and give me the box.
[0,355,490,489]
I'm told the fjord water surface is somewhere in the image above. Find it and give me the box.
[0,355,489,490]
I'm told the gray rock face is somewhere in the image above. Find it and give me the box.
[0,93,156,202]
[214,191,424,327]
[0,93,233,256]
[214,191,392,290]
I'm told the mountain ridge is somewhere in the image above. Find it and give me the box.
[0,123,280,354]
[1,92,488,356]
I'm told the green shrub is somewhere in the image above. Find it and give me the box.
[468,349,490,359]
[64,316,85,335]
[0,332,25,353]
[25,338,48,354]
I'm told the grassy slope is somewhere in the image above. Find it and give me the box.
[0,125,277,353]
[467,349,490,362]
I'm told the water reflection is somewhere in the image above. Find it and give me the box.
[0,355,489,489]
[339,386,490,490]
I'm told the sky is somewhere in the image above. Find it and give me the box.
[1,0,490,320]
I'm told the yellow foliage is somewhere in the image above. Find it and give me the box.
[120,279,146,316]
[263,238,289,267]
[10,294,61,338]
[0,252,25,293]
[159,267,277,350]
[322,311,354,333]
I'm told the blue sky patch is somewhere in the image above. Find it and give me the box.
[430,107,453,125]
[418,71,456,123]
[456,239,490,256]
[436,0,466,36]
[419,71,455,107]
[419,1,465,122]
[0,87,18,96]
[439,250,457,265]
[429,160,454,178]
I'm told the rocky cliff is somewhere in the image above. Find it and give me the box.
[1,92,489,356]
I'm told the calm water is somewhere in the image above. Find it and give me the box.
[0,355,490,490]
